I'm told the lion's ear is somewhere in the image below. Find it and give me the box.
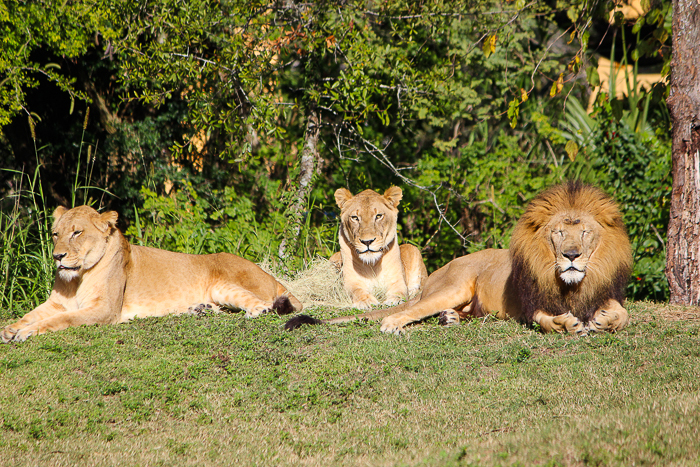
[335,188,354,209]
[383,186,403,207]
[95,210,119,233]
[53,206,68,222]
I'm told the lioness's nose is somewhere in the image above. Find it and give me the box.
[562,249,581,261]
[53,252,66,261]
[360,238,375,247]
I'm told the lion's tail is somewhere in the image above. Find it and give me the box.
[284,298,419,331]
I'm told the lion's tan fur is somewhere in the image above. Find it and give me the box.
[2,205,301,343]
[330,187,427,310]
[327,182,632,335]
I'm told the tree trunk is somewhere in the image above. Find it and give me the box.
[278,108,320,262]
[665,0,700,305]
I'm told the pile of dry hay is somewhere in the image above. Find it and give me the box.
[261,257,353,309]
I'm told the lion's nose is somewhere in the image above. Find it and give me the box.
[53,252,66,261]
[360,238,375,247]
[562,249,581,261]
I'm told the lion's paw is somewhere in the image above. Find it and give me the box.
[553,312,586,335]
[379,315,409,335]
[590,308,629,333]
[438,309,460,326]
[536,311,587,335]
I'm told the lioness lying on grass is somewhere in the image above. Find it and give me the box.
[329,187,427,309]
[1,205,301,343]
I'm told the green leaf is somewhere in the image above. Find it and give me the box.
[507,99,519,128]
[587,66,600,87]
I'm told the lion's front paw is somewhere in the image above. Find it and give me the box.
[379,315,410,335]
[590,308,629,333]
[438,309,460,326]
[535,311,586,335]
[553,312,587,335]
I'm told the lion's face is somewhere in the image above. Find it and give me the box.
[51,206,118,281]
[548,213,601,285]
[335,187,403,265]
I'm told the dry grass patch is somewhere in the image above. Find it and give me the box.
[261,257,352,309]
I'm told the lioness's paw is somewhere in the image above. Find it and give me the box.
[1,326,18,344]
[245,306,270,318]
[382,295,404,307]
[438,310,460,326]
[352,296,380,310]
[12,326,38,343]
[379,315,409,335]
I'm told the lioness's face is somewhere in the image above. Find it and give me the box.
[51,206,118,281]
[549,212,601,285]
[335,187,402,265]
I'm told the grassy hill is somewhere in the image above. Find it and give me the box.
[1,301,699,466]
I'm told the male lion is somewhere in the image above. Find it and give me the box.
[2,205,302,343]
[328,187,427,309]
[286,181,632,335]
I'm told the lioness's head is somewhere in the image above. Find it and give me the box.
[51,206,119,281]
[335,187,403,265]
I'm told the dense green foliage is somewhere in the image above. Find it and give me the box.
[1,0,672,308]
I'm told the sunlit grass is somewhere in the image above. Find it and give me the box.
[1,301,699,466]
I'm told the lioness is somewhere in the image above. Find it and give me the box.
[328,187,427,309]
[2,205,302,343]
[287,181,632,335]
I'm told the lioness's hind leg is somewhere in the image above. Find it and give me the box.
[210,283,274,318]
[533,311,587,335]
[589,299,629,333]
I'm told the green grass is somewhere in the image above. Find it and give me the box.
[1,301,699,466]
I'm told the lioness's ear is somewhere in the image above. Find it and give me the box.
[95,210,119,233]
[335,188,354,209]
[383,186,403,207]
[53,206,68,222]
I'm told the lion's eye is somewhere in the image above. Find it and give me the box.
[350,216,359,222]
[375,213,383,220]
[72,230,83,238]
